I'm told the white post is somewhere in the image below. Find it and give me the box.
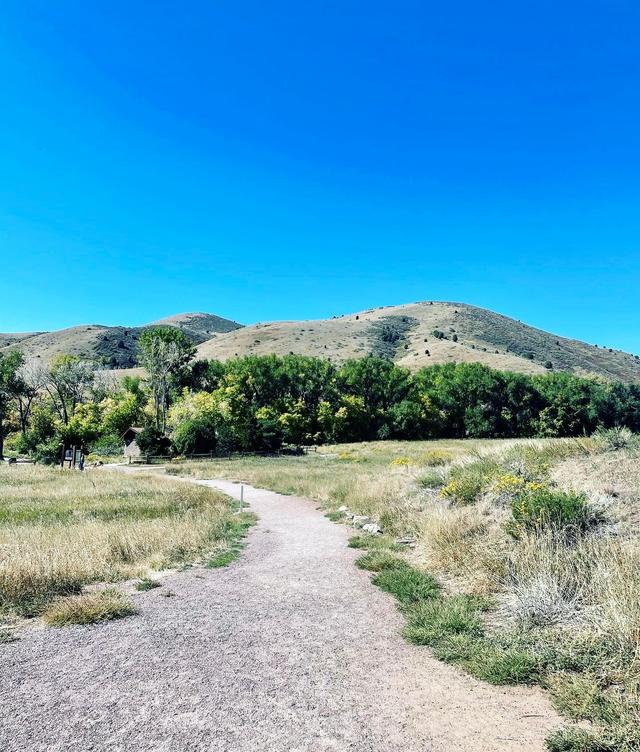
[239,484,244,514]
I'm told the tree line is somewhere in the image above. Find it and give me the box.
[1,327,640,460]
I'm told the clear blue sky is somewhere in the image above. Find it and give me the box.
[1,2,639,352]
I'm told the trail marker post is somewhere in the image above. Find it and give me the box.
[239,485,244,514]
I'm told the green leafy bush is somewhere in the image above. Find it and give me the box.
[440,474,485,505]
[136,427,171,456]
[440,457,502,504]
[33,438,62,465]
[88,434,121,457]
[172,417,217,455]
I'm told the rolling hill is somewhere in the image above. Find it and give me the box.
[0,313,242,368]
[2,302,638,382]
[195,302,640,383]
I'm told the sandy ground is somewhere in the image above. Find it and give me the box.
[1,479,560,751]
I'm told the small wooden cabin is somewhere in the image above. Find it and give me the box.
[122,427,143,459]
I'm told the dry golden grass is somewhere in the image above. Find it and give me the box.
[0,465,235,618]
[42,588,136,627]
[170,439,520,536]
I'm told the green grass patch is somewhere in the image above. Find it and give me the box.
[207,550,239,568]
[545,727,615,752]
[206,511,256,568]
[348,534,402,551]
[404,595,486,644]
[371,565,440,604]
[417,470,445,489]
[0,627,17,644]
[135,577,161,591]
[355,551,407,572]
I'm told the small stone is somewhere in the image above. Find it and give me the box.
[362,523,382,535]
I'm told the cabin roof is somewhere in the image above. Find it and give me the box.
[122,426,143,439]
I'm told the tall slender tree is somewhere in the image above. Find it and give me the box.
[0,351,25,459]
[138,328,195,432]
[46,354,95,425]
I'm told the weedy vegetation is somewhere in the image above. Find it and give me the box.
[171,430,640,749]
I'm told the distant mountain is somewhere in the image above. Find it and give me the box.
[2,302,638,382]
[0,314,243,368]
[195,301,640,383]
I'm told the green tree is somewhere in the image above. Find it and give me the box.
[338,357,412,438]
[46,354,95,425]
[138,328,196,432]
[0,351,25,458]
[172,416,217,455]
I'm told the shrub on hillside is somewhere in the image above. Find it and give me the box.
[440,475,485,505]
[440,457,501,505]
[508,488,602,538]
[592,427,637,452]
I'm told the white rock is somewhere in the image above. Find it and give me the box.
[362,523,382,535]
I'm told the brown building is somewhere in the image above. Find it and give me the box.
[122,427,143,459]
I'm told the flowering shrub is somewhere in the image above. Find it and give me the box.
[492,474,545,496]
[421,450,454,467]
[440,476,484,505]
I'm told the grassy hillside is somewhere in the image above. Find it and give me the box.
[196,302,640,382]
[3,302,638,381]
[0,332,42,349]
[0,313,242,368]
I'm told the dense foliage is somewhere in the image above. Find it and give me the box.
[3,350,640,460]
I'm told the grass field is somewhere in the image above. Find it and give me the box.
[170,434,640,750]
[0,465,250,623]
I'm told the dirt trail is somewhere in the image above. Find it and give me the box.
[1,479,559,751]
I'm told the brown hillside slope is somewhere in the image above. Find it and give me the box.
[0,332,42,349]
[0,313,242,367]
[196,302,640,382]
[146,312,242,337]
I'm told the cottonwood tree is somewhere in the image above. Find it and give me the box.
[0,351,25,459]
[46,354,96,425]
[138,328,195,432]
[16,358,47,435]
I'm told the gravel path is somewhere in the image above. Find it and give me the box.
[1,479,559,751]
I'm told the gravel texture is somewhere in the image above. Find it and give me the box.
[1,479,560,751]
